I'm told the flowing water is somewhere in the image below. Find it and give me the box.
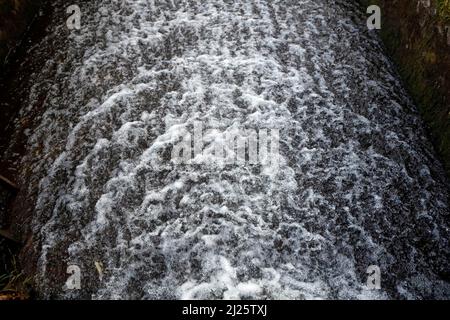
[1,0,449,299]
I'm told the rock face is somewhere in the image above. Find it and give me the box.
[1,0,449,299]
[0,0,42,66]
[361,0,450,175]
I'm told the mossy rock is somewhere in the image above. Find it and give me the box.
[360,0,450,177]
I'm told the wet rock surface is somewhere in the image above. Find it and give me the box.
[1,0,449,299]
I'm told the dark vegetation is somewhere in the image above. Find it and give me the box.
[0,0,43,66]
[0,0,43,300]
[361,0,450,177]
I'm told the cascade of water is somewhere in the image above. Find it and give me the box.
[1,0,448,299]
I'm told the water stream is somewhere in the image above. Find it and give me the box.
[1,0,449,299]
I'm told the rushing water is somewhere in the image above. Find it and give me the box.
[2,0,449,299]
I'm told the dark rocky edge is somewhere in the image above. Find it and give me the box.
[0,0,43,67]
[360,0,450,176]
